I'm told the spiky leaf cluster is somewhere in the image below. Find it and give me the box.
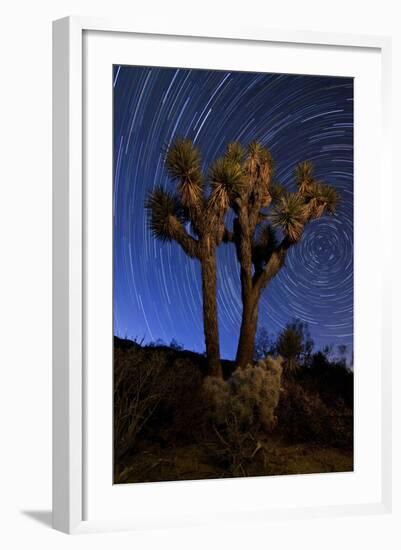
[296,160,314,194]
[277,325,303,375]
[225,141,245,164]
[165,138,203,209]
[316,183,339,214]
[146,187,183,242]
[269,182,286,203]
[302,182,340,220]
[247,140,272,165]
[270,192,306,242]
[246,141,273,176]
[240,141,273,198]
[302,182,326,219]
[209,156,244,210]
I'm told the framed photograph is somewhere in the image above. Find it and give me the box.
[52,16,392,534]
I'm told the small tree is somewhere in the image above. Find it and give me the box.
[276,321,308,376]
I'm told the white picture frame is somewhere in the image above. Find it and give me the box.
[52,16,392,534]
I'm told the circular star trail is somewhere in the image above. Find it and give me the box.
[113,65,353,359]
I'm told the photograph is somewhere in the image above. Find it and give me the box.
[0,0,395,543]
[112,65,354,484]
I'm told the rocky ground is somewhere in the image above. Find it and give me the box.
[115,436,353,484]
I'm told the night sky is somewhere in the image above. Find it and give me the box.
[113,65,353,360]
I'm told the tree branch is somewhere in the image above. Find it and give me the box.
[247,162,272,235]
[253,237,292,292]
[168,215,200,258]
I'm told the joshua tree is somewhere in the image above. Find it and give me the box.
[219,141,339,368]
[146,138,234,378]
[277,320,313,376]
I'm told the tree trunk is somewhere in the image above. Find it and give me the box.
[235,289,259,368]
[200,248,222,378]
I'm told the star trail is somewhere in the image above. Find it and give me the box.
[113,65,353,360]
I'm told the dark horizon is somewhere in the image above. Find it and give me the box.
[113,66,353,362]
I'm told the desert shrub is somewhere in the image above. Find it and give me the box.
[327,400,353,449]
[275,320,314,376]
[307,354,354,409]
[154,357,206,442]
[277,382,329,443]
[204,356,283,432]
[277,381,353,448]
[205,409,260,476]
[114,346,176,460]
[114,344,208,460]
[202,357,283,475]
